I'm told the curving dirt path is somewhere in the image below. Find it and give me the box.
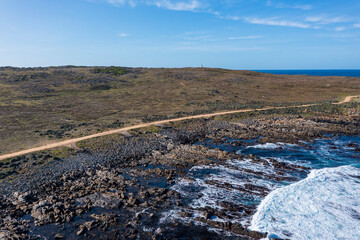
[335,95,359,104]
[0,96,358,161]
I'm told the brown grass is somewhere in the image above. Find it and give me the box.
[0,66,359,154]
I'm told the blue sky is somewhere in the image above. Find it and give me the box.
[1,0,360,69]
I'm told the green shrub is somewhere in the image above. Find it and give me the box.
[90,84,111,91]
[91,67,129,76]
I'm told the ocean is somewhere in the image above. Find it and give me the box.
[161,135,360,239]
[255,69,360,77]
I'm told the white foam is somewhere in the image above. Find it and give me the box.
[172,163,278,205]
[244,142,299,150]
[227,159,274,173]
[159,208,236,236]
[250,165,360,240]
[188,161,277,188]
[167,162,283,228]
[247,143,281,150]
[266,156,311,169]
[278,142,299,147]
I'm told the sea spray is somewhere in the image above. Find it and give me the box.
[250,165,360,240]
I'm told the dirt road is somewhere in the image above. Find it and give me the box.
[335,95,359,104]
[0,96,358,161]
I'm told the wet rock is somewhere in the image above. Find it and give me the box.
[82,221,96,231]
[90,213,117,224]
[203,211,212,219]
[0,231,14,240]
[76,193,121,209]
[31,200,52,225]
[11,192,35,205]
[155,228,162,235]
[76,227,86,236]
[126,196,138,207]
[179,211,192,218]
[54,233,64,239]
[1,113,359,239]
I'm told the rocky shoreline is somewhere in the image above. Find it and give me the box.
[1,113,360,239]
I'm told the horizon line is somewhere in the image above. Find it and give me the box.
[1,65,360,71]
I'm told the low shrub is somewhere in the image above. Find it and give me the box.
[92,67,129,76]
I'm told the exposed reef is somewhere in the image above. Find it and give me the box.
[1,111,360,239]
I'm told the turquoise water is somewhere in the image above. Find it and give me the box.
[255,70,360,77]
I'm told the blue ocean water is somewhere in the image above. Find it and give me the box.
[241,135,360,169]
[164,135,360,239]
[255,69,360,77]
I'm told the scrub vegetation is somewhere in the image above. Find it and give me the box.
[0,66,359,154]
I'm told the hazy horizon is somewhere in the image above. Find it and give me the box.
[1,65,360,71]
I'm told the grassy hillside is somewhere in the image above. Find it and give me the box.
[0,66,359,154]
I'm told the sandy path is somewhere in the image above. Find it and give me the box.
[335,95,359,104]
[0,96,358,161]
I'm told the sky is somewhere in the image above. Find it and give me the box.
[0,0,360,69]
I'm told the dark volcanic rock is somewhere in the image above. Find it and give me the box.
[0,112,359,239]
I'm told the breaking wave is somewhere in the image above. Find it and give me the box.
[250,165,360,240]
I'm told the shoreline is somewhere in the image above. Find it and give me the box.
[1,109,359,239]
